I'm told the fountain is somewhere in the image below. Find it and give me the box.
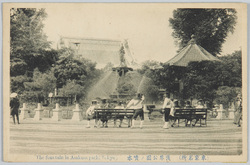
[86,40,152,104]
[86,71,119,100]
[110,45,134,100]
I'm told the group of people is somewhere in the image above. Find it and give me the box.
[86,93,145,128]
[85,93,206,129]
[9,91,242,128]
[161,94,205,128]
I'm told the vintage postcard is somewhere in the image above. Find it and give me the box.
[2,3,247,163]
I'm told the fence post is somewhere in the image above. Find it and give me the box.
[51,103,62,121]
[228,102,235,119]
[216,104,226,120]
[71,104,83,121]
[33,103,44,120]
[19,103,29,119]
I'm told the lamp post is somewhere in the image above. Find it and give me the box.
[48,92,53,105]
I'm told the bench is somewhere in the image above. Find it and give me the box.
[94,108,135,126]
[148,107,207,127]
[190,108,207,127]
[174,108,193,127]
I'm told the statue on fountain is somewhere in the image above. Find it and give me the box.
[112,42,133,77]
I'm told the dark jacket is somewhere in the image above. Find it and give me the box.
[10,98,20,115]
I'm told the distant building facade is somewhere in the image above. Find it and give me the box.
[57,36,135,68]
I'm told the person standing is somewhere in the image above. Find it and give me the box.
[170,100,180,127]
[234,94,242,127]
[86,100,98,128]
[162,94,174,129]
[125,93,145,129]
[10,93,20,124]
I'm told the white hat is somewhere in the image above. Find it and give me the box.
[10,93,18,98]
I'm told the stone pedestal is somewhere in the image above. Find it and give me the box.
[71,104,83,121]
[19,103,29,119]
[228,103,235,120]
[33,103,44,120]
[228,110,235,119]
[143,105,150,121]
[206,110,212,120]
[216,104,226,120]
[51,103,62,121]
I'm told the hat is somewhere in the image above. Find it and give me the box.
[136,93,142,98]
[91,100,97,104]
[10,93,17,98]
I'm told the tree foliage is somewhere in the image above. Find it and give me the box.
[59,80,86,102]
[53,48,99,89]
[217,50,242,87]
[22,68,57,102]
[214,86,241,108]
[183,61,222,103]
[142,50,241,107]
[10,8,102,103]
[11,75,31,94]
[149,64,186,94]
[169,9,237,55]
[137,60,161,75]
[10,8,58,94]
[10,8,56,77]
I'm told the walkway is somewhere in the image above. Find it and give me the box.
[8,119,242,156]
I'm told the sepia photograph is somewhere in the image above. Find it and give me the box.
[2,3,248,163]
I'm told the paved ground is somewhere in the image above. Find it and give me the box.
[9,118,242,156]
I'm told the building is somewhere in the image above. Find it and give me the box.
[57,36,136,68]
[165,35,220,102]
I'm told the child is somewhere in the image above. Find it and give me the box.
[100,99,110,128]
[184,101,193,125]
[162,94,174,129]
[192,100,204,126]
[125,93,145,129]
[86,100,98,128]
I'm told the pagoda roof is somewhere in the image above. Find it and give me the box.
[166,36,220,67]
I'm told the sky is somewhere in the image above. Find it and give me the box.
[43,4,242,64]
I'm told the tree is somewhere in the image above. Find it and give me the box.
[11,75,31,94]
[217,50,242,87]
[22,68,57,102]
[169,9,237,55]
[214,86,241,109]
[182,51,241,105]
[10,8,52,75]
[137,60,161,75]
[183,61,221,103]
[143,51,241,107]
[10,8,57,93]
[59,80,86,103]
[149,64,186,94]
[54,48,101,94]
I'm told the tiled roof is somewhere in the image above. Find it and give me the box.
[166,37,220,67]
[58,37,125,68]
